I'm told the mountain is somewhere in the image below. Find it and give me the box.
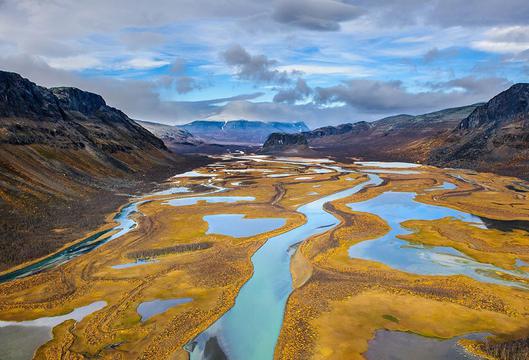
[136,120,203,147]
[260,104,480,160]
[305,104,480,162]
[261,84,529,179]
[178,120,309,145]
[261,132,312,155]
[136,119,260,155]
[0,71,205,270]
[431,83,529,178]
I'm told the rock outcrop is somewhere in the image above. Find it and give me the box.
[431,83,529,178]
[260,132,311,154]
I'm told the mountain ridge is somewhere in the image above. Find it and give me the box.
[261,103,480,162]
[431,83,529,178]
[0,70,206,270]
[179,119,309,145]
[261,84,529,179]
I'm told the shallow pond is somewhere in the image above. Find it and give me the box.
[355,161,422,168]
[111,259,159,269]
[310,168,333,174]
[426,181,457,191]
[204,214,286,238]
[150,186,190,196]
[223,169,272,173]
[362,169,421,175]
[275,157,334,164]
[137,298,192,322]
[516,259,529,268]
[366,330,486,360]
[173,171,216,178]
[347,191,529,288]
[166,196,255,207]
[0,301,106,360]
[186,175,383,360]
[267,173,294,178]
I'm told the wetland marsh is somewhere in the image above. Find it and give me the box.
[0,155,528,360]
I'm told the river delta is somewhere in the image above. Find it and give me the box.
[0,156,528,360]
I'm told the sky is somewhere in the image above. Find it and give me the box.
[0,0,528,128]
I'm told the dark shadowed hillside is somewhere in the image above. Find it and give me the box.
[262,84,529,180]
[431,83,529,178]
[0,71,207,270]
[306,104,480,162]
[261,104,479,161]
[260,132,312,155]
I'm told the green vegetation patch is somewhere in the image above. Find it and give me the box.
[382,314,400,323]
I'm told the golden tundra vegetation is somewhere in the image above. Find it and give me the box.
[0,156,528,360]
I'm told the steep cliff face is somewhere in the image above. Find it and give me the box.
[458,83,529,130]
[0,73,168,154]
[0,71,203,270]
[431,84,529,178]
[0,71,62,119]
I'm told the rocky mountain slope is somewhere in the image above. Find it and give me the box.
[431,83,529,178]
[179,120,309,145]
[306,104,480,161]
[136,119,259,154]
[136,120,203,147]
[261,132,311,155]
[262,83,529,179]
[0,71,205,270]
[261,104,479,161]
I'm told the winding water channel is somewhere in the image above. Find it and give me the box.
[1,158,528,360]
[188,161,529,359]
[0,185,222,283]
[0,201,143,283]
[187,174,383,360]
[347,191,529,289]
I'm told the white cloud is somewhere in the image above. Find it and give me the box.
[472,26,529,53]
[473,40,529,54]
[45,55,102,70]
[277,64,375,77]
[0,0,527,128]
[119,58,171,70]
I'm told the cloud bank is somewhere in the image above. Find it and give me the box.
[0,0,527,128]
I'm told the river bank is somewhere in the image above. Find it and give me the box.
[0,156,528,360]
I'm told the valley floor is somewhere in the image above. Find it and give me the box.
[0,156,528,360]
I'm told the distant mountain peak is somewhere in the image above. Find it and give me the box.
[178,119,310,145]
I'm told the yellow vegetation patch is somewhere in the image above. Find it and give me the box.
[1,158,529,360]
[312,291,526,359]
[400,218,529,270]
